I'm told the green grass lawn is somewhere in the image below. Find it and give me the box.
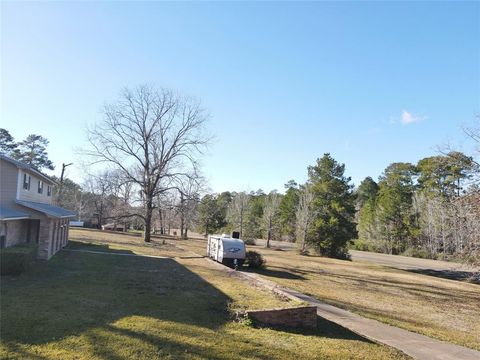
[0,229,408,359]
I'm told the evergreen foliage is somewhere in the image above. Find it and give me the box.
[0,128,17,154]
[278,180,299,241]
[0,130,55,171]
[14,134,55,170]
[307,154,357,259]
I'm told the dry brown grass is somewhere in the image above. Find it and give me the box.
[179,237,480,351]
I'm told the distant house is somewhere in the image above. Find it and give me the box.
[0,154,76,259]
[102,223,125,232]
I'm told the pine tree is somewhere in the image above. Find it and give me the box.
[14,134,55,170]
[279,180,300,241]
[308,154,357,258]
[0,128,18,155]
[375,162,417,254]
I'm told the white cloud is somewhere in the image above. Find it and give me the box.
[401,110,426,125]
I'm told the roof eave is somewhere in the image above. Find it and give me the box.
[23,168,56,185]
[1,154,56,184]
[0,216,30,221]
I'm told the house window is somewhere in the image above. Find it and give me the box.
[38,180,44,194]
[47,185,52,196]
[23,174,31,190]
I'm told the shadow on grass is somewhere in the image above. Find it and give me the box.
[66,241,136,254]
[326,271,480,301]
[177,255,207,259]
[68,236,182,254]
[1,241,378,358]
[1,242,231,345]
[243,266,306,280]
[97,322,324,360]
[250,315,373,343]
[406,268,480,284]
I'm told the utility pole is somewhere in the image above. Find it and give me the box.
[57,162,73,205]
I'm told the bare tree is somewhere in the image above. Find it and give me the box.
[295,184,315,254]
[262,191,281,248]
[176,175,204,239]
[227,192,250,238]
[84,171,113,228]
[106,170,134,231]
[463,116,480,163]
[84,85,209,242]
[156,193,168,235]
[453,192,480,268]
[414,190,480,267]
[155,190,177,237]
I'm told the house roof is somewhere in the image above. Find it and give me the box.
[0,206,31,220]
[16,200,76,218]
[0,153,56,184]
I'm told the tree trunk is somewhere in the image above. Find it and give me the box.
[144,200,153,242]
[180,213,185,238]
[240,209,243,238]
[158,208,164,235]
[301,229,307,253]
[180,193,185,239]
[266,218,271,248]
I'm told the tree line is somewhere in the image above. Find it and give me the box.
[1,85,478,265]
[197,150,479,264]
[356,152,479,264]
[198,153,357,259]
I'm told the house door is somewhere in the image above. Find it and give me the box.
[28,220,40,244]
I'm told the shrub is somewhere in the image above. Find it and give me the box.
[243,238,256,245]
[401,247,432,259]
[0,243,38,276]
[349,238,378,252]
[331,247,351,260]
[245,250,266,269]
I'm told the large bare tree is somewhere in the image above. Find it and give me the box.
[84,85,209,242]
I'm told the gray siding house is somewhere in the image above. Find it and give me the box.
[0,154,76,259]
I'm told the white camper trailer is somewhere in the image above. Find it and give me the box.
[207,234,246,267]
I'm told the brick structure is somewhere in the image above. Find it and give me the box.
[246,306,317,329]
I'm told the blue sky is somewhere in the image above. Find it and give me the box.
[1,1,479,193]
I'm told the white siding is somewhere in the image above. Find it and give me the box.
[17,170,53,204]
